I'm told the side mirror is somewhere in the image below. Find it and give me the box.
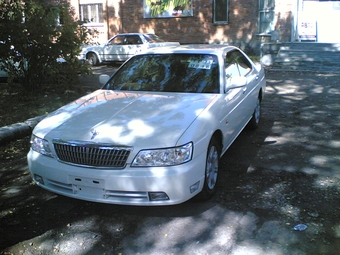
[254,62,263,72]
[225,76,247,91]
[99,74,110,85]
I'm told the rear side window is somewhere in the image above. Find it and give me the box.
[143,34,165,43]
[126,35,142,45]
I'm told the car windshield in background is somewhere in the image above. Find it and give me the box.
[105,54,219,93]
[143,34,165,42]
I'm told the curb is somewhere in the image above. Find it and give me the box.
[0,115,46,145]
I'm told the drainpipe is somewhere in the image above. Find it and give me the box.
[106,0,109,40]
[291,0,298,42]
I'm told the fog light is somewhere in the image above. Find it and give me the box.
[149,192,169,201]
[190,181,200,193]
[34,174,44,185]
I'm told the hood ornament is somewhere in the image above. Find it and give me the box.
[90,128,99,140]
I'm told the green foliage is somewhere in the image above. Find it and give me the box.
[248,56,260,62]
[146,0,189,17]
[0,0,96,91]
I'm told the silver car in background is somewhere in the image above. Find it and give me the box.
[79,33,180,65]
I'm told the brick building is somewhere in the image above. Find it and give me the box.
[69,0,340,54]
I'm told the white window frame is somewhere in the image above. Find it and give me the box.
[79,3,104,25]
[258,0,275,35]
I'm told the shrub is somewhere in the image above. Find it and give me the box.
[0,0,96,91]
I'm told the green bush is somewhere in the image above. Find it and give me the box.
[0,0,96,91]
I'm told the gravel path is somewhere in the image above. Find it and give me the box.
[1,70,339,255]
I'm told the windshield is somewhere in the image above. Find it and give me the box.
[104,54,219,93]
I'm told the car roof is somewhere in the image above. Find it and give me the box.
[114,33,154,36]
[142,44,239,55]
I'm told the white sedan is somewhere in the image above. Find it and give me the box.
[79,33,179,65]
[28,45,266,205]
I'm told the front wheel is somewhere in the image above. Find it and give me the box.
[247,97,261,129]
[199,137,220,200]
[87,53,99,66]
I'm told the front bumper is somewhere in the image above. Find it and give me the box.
[27,149,206,206]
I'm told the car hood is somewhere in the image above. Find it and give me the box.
[34,90,218,148]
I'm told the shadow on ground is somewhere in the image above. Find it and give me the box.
[1,70,340,255]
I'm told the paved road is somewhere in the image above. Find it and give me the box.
[80,64,120,90]
[1,69,340,255]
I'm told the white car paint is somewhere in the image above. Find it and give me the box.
[27,44,266,205]
[33,91,219,148]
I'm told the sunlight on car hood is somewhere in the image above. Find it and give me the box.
[34,90,219,147]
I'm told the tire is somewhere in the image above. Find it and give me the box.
[247,97,261,129]
[199,137,220,200]
[87,53,99,66]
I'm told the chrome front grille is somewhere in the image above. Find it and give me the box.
[53,140,132,168]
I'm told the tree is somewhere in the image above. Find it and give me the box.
[0,0,96,90]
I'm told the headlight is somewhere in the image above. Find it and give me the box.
[30,134,53,157]
[132,142,193,167]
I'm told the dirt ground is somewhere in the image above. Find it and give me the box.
[0,69,340,255]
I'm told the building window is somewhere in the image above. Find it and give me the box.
[258,0,275,34]
[79,3,104,24]
[213,0,229,24]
